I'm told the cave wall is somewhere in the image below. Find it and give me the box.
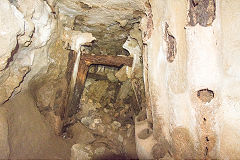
[141,0,240,159]
[0,0,57,104]
[0,0,96,135]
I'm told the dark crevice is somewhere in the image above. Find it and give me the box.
[2,67,30,104]
[205,147,208,156]
[192,0,199,7]
[206,136,209,142]
[197,88,214,103]
[1,42,19,71]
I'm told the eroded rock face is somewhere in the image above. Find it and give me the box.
[0,0,56,104]
[141,0,240,159]
[0,0,24,71]
[58,0,145,56]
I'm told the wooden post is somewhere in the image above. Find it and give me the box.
[67,54,133,117]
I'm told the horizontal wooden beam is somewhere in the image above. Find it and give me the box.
[81,54,133,67]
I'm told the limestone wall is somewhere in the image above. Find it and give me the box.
[0,0,56,104]
[141,0,240,159]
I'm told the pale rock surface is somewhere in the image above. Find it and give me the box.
[123,26,143,78]
[117,80,133,101]
[140,0,240,159]
[0,66,30,103]
[107,72,118,82]
[57,0,145,25]
[115,66,129,82]
[0,0,24,71]
[0,0,56,104]
[61,29,96,52]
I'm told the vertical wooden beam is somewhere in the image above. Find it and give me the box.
[67,60,89,117]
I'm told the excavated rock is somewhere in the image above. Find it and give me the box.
[115,66,129,82]
[0,0,56,104]
[58,0,145,56]
[87,80,109,102]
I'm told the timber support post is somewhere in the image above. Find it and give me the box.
[65,53,133,120]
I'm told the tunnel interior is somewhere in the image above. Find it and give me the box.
[2,0,240,159]
[61,15,146,158]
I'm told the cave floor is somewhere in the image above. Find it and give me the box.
[65,75,139,159]
[1,91,73,159]
[1,73,139,159]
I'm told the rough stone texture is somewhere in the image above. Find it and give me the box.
[188,0,216,27]
[172,127,196,159]
[115,66,129,82]
[117,80,133,101]
[0,0,56,104]
[1,0,142,159]
[0,0,24,71]
[87,80,109,102]
[58,0,145,56]
[0,66,30,103]
[141,0,240,159]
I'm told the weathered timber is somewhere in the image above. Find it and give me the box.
[67,60,89,117]
[82,54,133,67]
[67,53,133,117]
[56,50,77,134]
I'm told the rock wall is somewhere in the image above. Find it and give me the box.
[141,0,240,159]
[0,0,56,104]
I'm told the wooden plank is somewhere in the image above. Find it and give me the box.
[82,54,133,67]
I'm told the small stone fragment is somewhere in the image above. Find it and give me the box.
[81,117,93,127]
[103,108,109,113]
[118,135,124,143]
[107,72,118,82]
[111,121,121,130]
[115,66,129,82]
[117,19,128,27]
[109,103,114,108]
[127,126,134,138]
[97,124,106,134]
[94,118,102,124]
[95,102,102,109]
[95,147,106,155]
[89,123,96,130]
